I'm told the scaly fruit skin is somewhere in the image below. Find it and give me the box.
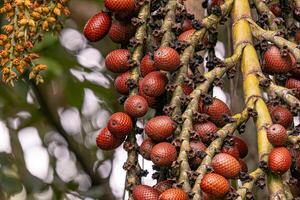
[96,127,124,150]
[221,145,240,159]
[182,82,193,95]
[124,95,149,118]
[138,80,157,107]
[233,136,248,158]
[181,19,193,31]
[145,116,175,142]
[239,159,248,173]
[193,121,218,143]
[114,71,130,94]
[211,0,224,6]
[189,141,207,169]
[271,106,293,128]
[178,29,196,42]
[105,49,130,73]
[158,188,188,200]
[285,78,300,99]
[150,142,177,167]
[267,124,288,146]
[108,21,135,44]
[269,3,282,17]
[154,47,181,71]
[140,138,155,160]
[199,98,231,127]
[105,0,135,12]
[132,185,160,200]
[200,173,230,198]
[140,54,157,77]
[83,12,111,42]
[211,153,241,179]
[154,180,174,193]
[263,45,294,74]
[268,147,292,174]
[107,112,132,138]
[142,71,168,97]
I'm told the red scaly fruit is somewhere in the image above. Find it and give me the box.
[271,106,293,128]
[145,116,175,142]
[233,136,248,158]
[221,145,240,159]
[140,138,156,160]
[96,127,124,150]
[142,71,168,97]
[211,153,241,179]
[124,95,149,118]
[239,159,248,173]
[105,0,135,12]
[178,29,196,42]
[158,188,188,200]
[154,180,174,193]
[211,0,224,6]
[154,47,181,71]
[269,3,282,17]
[107,112,132,138]
[150,142,177,167]
[199,98,231,127]
[132,185,160,200]
[200,173,230,198]
[295,29,300,44]
[140,54,157,77]
[105,49,130,73]
[263,45,294,74]
[83,12,111,42]
[138,80,157,107]
[193,121,218,143]
[189,141,207,168]
[108,21,135,44]
[268,147,292,174]
[114,71,131,94]
[267,124,288,146]
[286,78,300,99]
[182,19,193,31]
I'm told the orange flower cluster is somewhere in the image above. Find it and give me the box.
[0,0,70,85]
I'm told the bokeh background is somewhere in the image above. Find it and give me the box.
[1,0,298,199]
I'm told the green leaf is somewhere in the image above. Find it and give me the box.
[0,176,23,195]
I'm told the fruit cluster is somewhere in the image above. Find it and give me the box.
[83,0,300,199]
[0,0,70,85]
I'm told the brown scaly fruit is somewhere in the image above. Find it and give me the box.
[142,71,168,97]
[199,98,231,127]
[140,138,156,160]
[285,78,300,99]
[200,173,230,198]
[140,54,157,77]
[153,180,174,194]
[154,47,181,71]
[108,21,135,44]
[239,159,248,173]
[114,71,131,95]
[107,112,132,138]
[267,124,288,146]
[132,185,160,200]
[193,121,218,144]
[138,80,157,107]
[96,127,124,150]
[150,142,177,167]
[181,19,193,31]
[145,116,175,142]
[269,3,282,17]
[189,140,207,169]
[271,106,293,128]
[105,0,135,12]
[211,153,241,179]
[221,145,240,159]
[178,29,196,42]
[124,95,149,118]
[263,45,295,74]
[158,188,188,200]
[233,136,248,158]
[268,147,292,174]
[83,12,111,42]
[105,49,130,73]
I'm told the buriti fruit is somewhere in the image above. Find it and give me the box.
[108,21,135,44]
[268,147,292,174]
[104,0,135,12]
[150,142,177,167]
[107,112,132,138]
[158,188,188,200]
[83,12,111,42]
[132,185,160,200]
[193,121,218,143]
[139,138,156,160]
[105,49,130,73]
[269,3,282,17]
[285,78,300,99]
[200,173,230,198]
[178,29,196,42]
[140,54,157,77]
[114,71,131,95]
[271,106,293,128]
[96,127,124,150]
[211,153,241,179]
[124,95,149,118]
[153,180,174,193]
[189,140,207,169]
[221,145,240,159]
[142,71,168,97]
[267,124,288,146]
[232,136,248,158]
[145,116,175,142]
[154,47,181,71]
